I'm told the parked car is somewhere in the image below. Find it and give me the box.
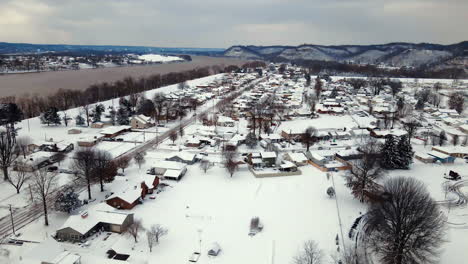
[208,243,221,256]
[47,166,58,172]
[189,252,201,262]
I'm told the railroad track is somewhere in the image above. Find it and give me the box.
[0,76,263,240]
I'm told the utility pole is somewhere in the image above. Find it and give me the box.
[9,204,16,236]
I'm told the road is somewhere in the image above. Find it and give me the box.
[0,75,262,240]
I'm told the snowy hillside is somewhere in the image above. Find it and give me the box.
[224,41,468,68]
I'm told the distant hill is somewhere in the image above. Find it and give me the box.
[224,41,467,71]
[0,42,225,56]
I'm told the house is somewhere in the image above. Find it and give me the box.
[77,136,101,147]
[260,133,282,143]
[56,205,134,242]
[260,152,277,167]
[308,151,326,166]
[91,122,105,129]
[185,137,202,148]
[217,116,235,127]
[284,152,308,166]
[15,151,58,172]
[427,151,456,163]
[247,153,263,168]
[100,125,131,138]
[149,161,187,181]
[106,183,147,210]
[130,115,153,129]
[279,161,298,172]
[165,152,197,164]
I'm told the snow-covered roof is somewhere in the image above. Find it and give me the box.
[287,152,308,163]
[100,125,131,135]
[163,169,183,178]
[280,160,297,168]
[166,152,196,162]
[261,152,277,159]
[107,186,142,204]
[154,160,187,170]
[309,152,325,161]
[427,151,450,159]
[260,134,282,140]
[59,206,132,235]
[132,114,152,124]
[432,146,468,155]
[217,116,234,123]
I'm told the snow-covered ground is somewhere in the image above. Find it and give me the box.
[1,69,467,264]
[138,54,183,63]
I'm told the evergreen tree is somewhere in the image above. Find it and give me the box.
[54,187,81,214]
[396,135,414,169]
[119,98,133,114]
[75,114,85,126]
[0,103,23,128]
[109,107,117,125]
[92,104,105,123]
[245,132,258,148]
[380,135,399,169]
[415,99,425,110]
[439,131,447,146]
[117,107,130,125]
[40,107,61,126]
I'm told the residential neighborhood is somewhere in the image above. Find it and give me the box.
[0,63,467,264]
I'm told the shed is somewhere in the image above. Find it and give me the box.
[415,152,435,163]
[427,151,455,163]
[68,128,82,135]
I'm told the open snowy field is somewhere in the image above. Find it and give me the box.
[5,155,367,264]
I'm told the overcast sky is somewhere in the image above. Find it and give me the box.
[0,0,466,48]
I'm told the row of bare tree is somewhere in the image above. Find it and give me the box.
[0,65,230,119]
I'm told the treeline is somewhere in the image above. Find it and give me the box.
[0,64,245,119]
[289,59,466,79]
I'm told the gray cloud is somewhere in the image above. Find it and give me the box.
[0,0,466,48]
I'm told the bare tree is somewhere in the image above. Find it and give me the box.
[293,240,322,264]
[345,138,383,203]
[223,149,239,177]
[146,231,155,252]
[134,151,146,169]
[151,224,168,243]
[199,159,212,173]
[30,168,58,226]
[448,92,465,114]
[302,126,317,151]
[0,127,18,181]
[169,131,178,144]
[72,148,97,200]
[402,118,420,143]
[115,156,131,174]
[127,219,144,243]
[7,166,30,193]
[365,177,446,264]
[93,150,116,192]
